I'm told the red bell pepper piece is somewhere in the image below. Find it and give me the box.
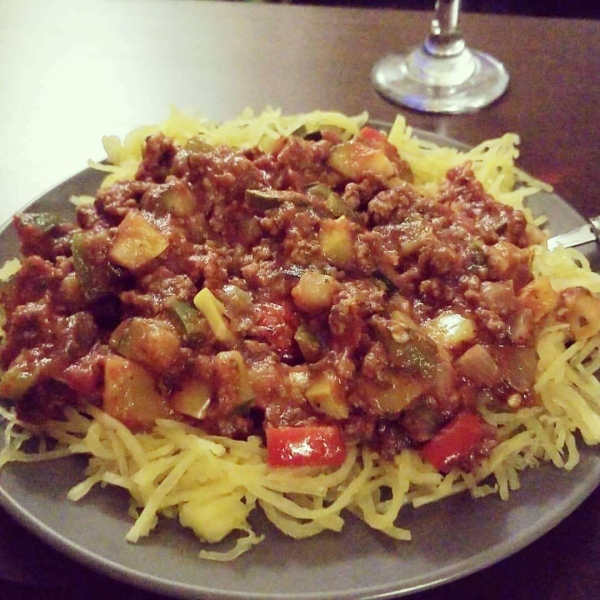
[358,126,387,144]
[421,412,487,473]
[266,425,347,468]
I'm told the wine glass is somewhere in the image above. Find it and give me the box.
[371,0,509,114]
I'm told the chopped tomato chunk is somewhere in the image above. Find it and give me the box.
[266,425,347,468]
[421,412,487,473]
[254,301,298,361]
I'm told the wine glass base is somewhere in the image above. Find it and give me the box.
[372,49,509,114]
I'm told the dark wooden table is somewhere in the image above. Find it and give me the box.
[1,1,599,599]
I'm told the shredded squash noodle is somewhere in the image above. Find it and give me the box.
[1,107,600,560]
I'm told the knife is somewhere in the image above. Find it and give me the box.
[546,216,600,251]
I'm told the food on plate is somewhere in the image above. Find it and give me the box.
[1,108,599,560]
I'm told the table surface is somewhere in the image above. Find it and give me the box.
[0,1,599,599]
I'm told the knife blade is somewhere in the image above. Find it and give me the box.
[546,216,600,251]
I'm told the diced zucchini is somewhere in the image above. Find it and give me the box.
[215,350,254,411]
[245,189,307,213]
[319,217,354,267]
[377,316,439,376]
[328,141,395,180]
[109,318,181,372]
[158,182,196,217]
[307,183,332,200]
[245,189,283,212]
[72,231,124,299]
[397,218,433,255]
[103,354,170,429]
[324,192,357,219]
[109,212,169,270]
[220,284,253,315]
[391,337,438,375]
[170,378,211,419]
[167,299,208,340]
[71,233,95,293]
[193,288,234,344]
[291,271,339,314]
[424,312,476,348]
[357,374,426,416]
[305,372,349,419]
[492,345,537,393]
[18,212,65,233]
[294,324,322,363]
[308,184,356,219]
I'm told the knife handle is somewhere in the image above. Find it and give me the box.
[590,215,600,243]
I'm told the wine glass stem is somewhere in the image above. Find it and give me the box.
[434,0,460,34]
[425,0,466,58]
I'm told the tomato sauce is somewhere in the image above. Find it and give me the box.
[0,127,562,471]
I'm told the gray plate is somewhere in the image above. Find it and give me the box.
[0,130,599,600]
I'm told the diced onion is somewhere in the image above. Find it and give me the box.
[456,344,501,387]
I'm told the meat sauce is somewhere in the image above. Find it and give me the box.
[0,126,572,472]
